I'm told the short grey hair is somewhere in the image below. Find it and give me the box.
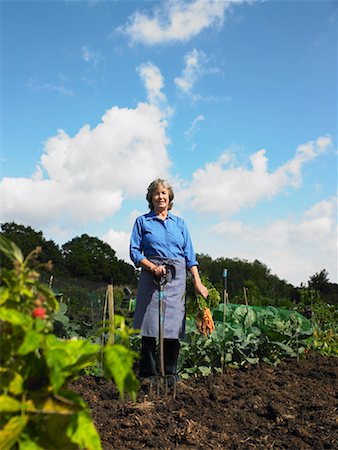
[146,179,174,211]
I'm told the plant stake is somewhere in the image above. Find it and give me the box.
[243,287,252,327]
[221,268,228,372]
[107,280,115,345]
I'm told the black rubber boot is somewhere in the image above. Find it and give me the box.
[139,336,157,378]
[164,338,180,380]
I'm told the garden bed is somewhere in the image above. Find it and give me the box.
[72,352,337,449]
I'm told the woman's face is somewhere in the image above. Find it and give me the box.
[152,184,169,212]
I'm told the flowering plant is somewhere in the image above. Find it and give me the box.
[0,236,138,450]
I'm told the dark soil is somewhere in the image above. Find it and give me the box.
[72,353,338,449]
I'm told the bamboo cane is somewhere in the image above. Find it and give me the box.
[100,288,109,372]
[101,288,108,346]
[221,268,228,373]
[107,282,114,345]
[243,287,252,327]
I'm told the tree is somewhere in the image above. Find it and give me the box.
[309,269,330,292]
[0,222,63,275]
[62,234,136,285]
[197,253,298,306]
[308,269,338,305]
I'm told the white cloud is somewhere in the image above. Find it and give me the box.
[137,62,173,116]
[119,0,243,45]
[184,114,205,150]
[1,99,171,228]
[179,136,332,216]
[175,49,228,102]
[102,228,131,262]
[0,177,123,227]
[175,49,206,94]
[209,196,338,285]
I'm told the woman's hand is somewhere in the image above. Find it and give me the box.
[153,264,166,277]
[189,265,208,298]
[194,279,208,298]
[140,259,166,277]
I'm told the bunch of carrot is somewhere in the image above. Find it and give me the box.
[195,307,215,336]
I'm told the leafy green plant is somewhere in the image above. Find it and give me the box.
[178,319,222,378]
[51,301,81,338]
[179,303,313,376]
[309,329,338,356]
[297,288,338,356]
[0,236,139,450]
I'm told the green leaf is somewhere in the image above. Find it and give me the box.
[104,344,138,400]
[66,411,102,450]
[0,369,24,395]
[274,341,297,357]
[9,372,24,395]
[0,415,28,450]
[34,317,48,333]
[0,395,22,412]
[24,395,81,415]
[18,438,43,450]
[18,330,42,355]
[0,307,32,329]
[0,235,24,263]
[0,287,10,305]
[45,335,100,392]
[198,366,211,376]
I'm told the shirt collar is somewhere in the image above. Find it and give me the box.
[145,211,176,221]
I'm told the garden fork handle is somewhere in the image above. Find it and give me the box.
[158,283,165,377]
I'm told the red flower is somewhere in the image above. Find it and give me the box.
[32,307,46,319]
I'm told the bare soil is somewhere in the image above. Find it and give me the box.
[72,353,337,449]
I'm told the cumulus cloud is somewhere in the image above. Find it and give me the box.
[209,196,338,285]
[118,0,243,45]
[179,136,332,216]
[102,228,131,262]
[1,100,171,228]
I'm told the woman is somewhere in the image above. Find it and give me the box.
[129,178,208,379]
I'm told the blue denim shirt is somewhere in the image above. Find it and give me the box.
[129,211,198,269]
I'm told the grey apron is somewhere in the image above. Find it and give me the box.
[133,257,186,339]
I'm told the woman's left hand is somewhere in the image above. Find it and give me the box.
[194,280,208,299]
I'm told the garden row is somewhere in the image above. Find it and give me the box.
[0,236,337,450]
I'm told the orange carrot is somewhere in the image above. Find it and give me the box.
[196,307,215,335]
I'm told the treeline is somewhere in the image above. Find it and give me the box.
[1,222,337,307]
[0,222,138,290]
[197,254,337,307]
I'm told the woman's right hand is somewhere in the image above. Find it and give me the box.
[152,264,166,277]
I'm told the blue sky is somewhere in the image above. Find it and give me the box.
[1,0,337,286]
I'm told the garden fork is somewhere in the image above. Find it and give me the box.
[149,265,177,399]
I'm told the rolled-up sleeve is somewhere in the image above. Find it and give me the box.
[129,217,144,267]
